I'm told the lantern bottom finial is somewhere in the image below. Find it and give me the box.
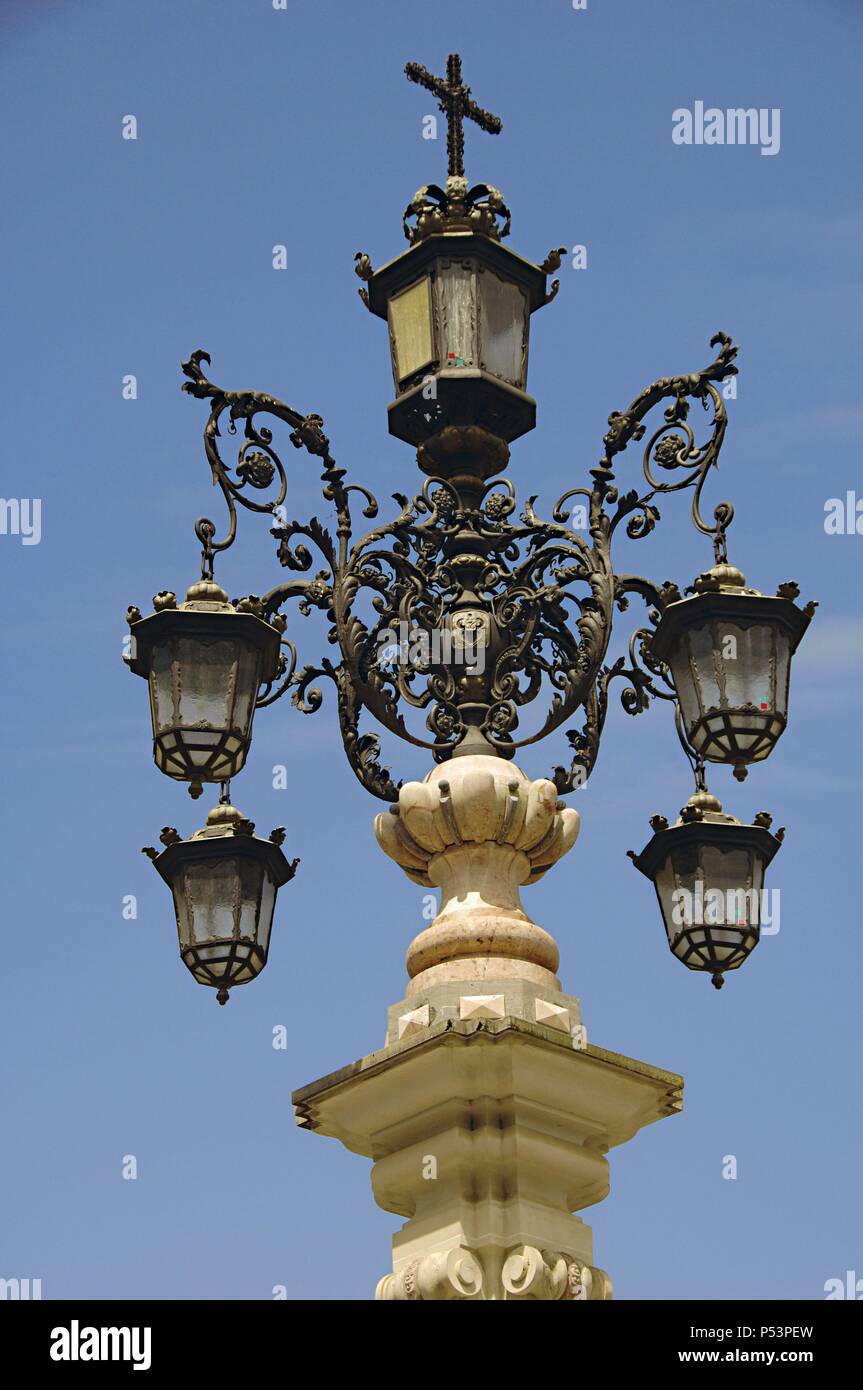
[217,987,230,1006]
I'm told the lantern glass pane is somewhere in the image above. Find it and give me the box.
[233,645,263,734]
[774,629,792,717]
[184,858,239,943]
[187,737,222,768]
[670,933,690,961]
[195,945,231,976]
[436,262,475,368]
[257,873,277,956]
[687,624,722,713]
[669,645,698,733]
[700,843,752,898]
[177,637,235,727]
[173,874,193,948]
[150,641,177,732]
[389,277,435,384]
[721,623,774,710]
[707,928,746,961]
[232,948,257,983]
[723,886,760,929]
[654,855,681,945]
[478,271,527,386]
[237,857,266,942]
[671,842,699,891]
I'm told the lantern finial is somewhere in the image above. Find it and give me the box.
[404,52,502,181]
[402,54,511,245]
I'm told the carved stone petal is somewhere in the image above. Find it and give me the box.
[528,806,581,873]
[450,768,499,841]
[514,778,560,851]
[374,807,432,881]
[395,780,445,850]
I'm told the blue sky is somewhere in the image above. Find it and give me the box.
[0,0,860,1300]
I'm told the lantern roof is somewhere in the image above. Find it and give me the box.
[361,229,557,322]
[144,802,298,889]
[649,565,815,666]
[628,790,784,884]
[125,580,283,684]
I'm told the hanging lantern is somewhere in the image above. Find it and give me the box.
[144,803,298,1005]
[628,790,783,990]
[648,568,814,781]
[126,581,283,797]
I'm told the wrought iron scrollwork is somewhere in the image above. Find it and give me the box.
[180,333,740,803]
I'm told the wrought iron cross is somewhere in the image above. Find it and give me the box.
[405,52,502,179]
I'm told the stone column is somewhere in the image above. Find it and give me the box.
[292,755,683,1300]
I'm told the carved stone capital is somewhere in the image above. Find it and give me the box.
[376,1246,484,1301]
[502,1246,569,1300]
[501,1246,613,1301]
[376,1244,612,1301]
[562,1258,613,1301]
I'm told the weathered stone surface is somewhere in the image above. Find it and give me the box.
[293,1017,682,1301]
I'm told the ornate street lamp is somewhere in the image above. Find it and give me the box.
[126,581,284,799]
[143,801,297,1005]
[123,47,817,1302]
[628,788,783,990]
[126,49,814,996]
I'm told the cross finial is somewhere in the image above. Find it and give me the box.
[405,52,502,180]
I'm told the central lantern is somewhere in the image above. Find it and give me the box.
[361,176,560,447]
